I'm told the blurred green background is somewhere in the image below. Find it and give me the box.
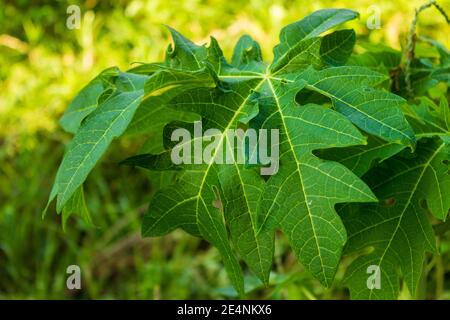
[1,0,449,299]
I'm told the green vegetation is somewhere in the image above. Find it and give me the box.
[1,0,450,300]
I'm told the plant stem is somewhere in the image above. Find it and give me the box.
[405,0,449,97]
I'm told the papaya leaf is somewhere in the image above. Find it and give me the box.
[122,12,415,290]
[47,66,216,213]
[59,67,120,134]
[320,29,356,66]
[341,99,450,299]
[342,137,450,299]
[48,9,441,299]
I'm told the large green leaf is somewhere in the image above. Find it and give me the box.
[48,9,433,298]
[255,77,377,287]
[341,98,450,299]
[123,12,416,290]
[278,64,416,181]
[49,88,143,212]
[272,8,358,70]
[134,76,269,295]
[319,136,405,177]
[61,185,92,231]
[319,97,450,177]
[47,66,216,213]
[320,29,356,66]
[299,66,416,148]
[218,165,274,285]
[342,138,450,299]
[59,67,120,134]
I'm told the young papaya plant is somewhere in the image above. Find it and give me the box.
[45,7,450,299]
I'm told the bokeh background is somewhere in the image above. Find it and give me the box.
[1,0,449,299]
